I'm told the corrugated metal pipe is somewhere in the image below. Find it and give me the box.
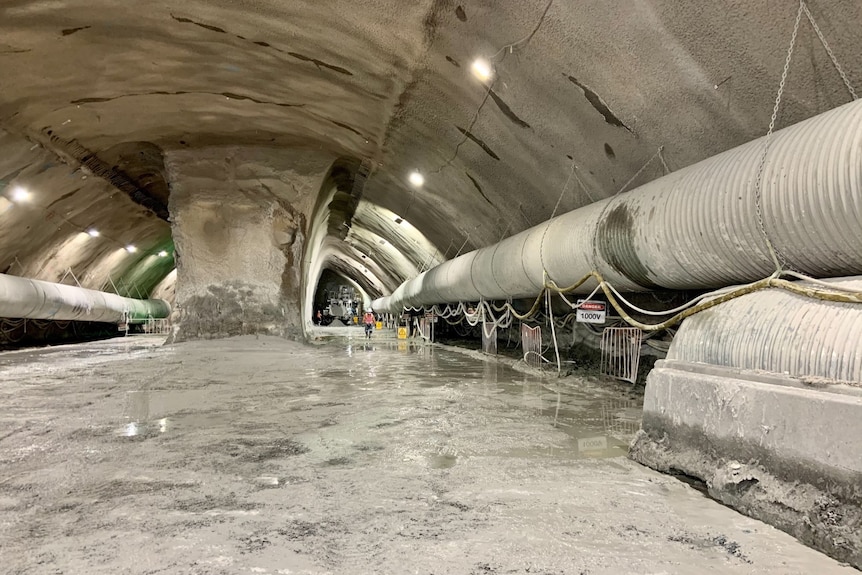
[373,99,862,313]
[666,276,862,383]
[0,273,171,323]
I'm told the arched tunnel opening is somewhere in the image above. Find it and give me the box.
[0,2,861,572]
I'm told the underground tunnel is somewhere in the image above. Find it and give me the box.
[0,1,861,573]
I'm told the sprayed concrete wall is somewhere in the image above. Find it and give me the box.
[166,148,333,341]
[631,278,862,568]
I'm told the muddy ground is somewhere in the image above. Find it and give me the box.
[0,330,854,574]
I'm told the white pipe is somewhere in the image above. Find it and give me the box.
[373,99,862,313]
[0,273,171,323]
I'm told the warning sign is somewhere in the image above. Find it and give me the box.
[575,300,606,324]
[397,327,408,339]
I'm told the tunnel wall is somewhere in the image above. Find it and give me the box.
[630,277,862,568]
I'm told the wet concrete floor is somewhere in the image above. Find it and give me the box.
[0,330,854,574]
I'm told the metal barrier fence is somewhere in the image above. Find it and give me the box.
[482,318,497,355]
[521,323,542,368]
[143,317,171,335]
[418,317,435,342]
[600,327,642,383]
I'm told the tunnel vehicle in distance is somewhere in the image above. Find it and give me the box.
[323,285,360,326]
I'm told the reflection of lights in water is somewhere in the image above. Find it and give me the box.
[601,399,641,438]
[121,419,169,437]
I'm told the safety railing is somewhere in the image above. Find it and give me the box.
[521,323,543,368]
[600,327,642,383]
[143,317,171,335]
[482,317,497,355]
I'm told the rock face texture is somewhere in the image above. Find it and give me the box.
[166,148,333,340]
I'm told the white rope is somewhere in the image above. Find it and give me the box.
[781,270,862,294]
[555,282,603,310]
[603,282,741,317]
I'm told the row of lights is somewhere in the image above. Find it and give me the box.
[7,186,170,258]
[402,58,493,194]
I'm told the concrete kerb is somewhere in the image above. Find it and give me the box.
[630,360,862,569]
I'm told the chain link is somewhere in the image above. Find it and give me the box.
[753,0,805,272]
[802,2,858,100]
[616,146,666,196]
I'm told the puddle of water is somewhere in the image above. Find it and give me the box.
[428,453,458,469]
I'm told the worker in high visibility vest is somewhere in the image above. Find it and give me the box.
[363,310,375,339]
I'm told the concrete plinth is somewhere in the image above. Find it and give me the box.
[631,360,862,568]
[166,147,333,341]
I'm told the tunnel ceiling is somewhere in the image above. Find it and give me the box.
[0,0,859,303]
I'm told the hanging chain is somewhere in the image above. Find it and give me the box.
[616,146,666,196]
[753,0,805,272]
[801,2,858,100]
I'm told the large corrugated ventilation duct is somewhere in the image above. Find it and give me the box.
[0,273,171,323]
[373,100,862,313]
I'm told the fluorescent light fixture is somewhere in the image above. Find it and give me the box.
[125,245,137,253]
[87,229,100,237]
[10,186,30,202]
[157,250,168,257]
[408,171,424,187]
[471,58,493,82]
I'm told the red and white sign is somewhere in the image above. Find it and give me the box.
[575,300,606,324]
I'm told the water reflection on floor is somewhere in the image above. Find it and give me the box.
[0,333,852,574]
[311,334,644,461]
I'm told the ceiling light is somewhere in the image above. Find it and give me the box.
[10,186,30,202]
[408,171,424,187]
[471,58,493,82]
[157,250,168,257]
[87,229,100,237]
[125,245,137,253]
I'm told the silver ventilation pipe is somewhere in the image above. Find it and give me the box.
[373,99,862,313]
[0,273,171,323]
